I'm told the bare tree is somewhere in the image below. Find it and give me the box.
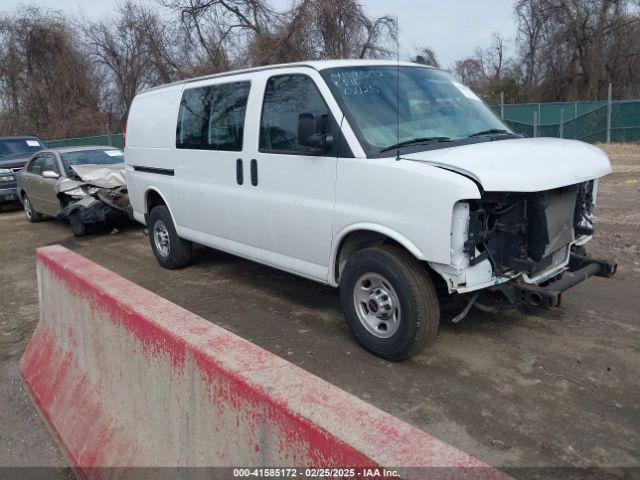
[412,47,440,67]
[452,32,521,103]
[514,0,640,101]
[159,0,396,68]
[514,0,543,87]
[270,0,396,63]
[82,2,155,120]
[0,7,103,138]
[159,0,277,69]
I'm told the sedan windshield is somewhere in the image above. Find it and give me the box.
[0,138,45,157]
[322,66,511,156]
[60,149,124,177]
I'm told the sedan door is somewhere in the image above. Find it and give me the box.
[22,155,47,212]
[30,153,62,216]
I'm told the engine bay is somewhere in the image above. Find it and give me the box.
[464,181,596,278]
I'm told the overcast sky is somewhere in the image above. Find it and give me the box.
[0,0,519,67]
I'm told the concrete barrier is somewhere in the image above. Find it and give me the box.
[21,245,510,480]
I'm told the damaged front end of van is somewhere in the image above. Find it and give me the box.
[463,181,615,307]
[417,139,618,321]
[433,181,617,322]
[56,164,129,233]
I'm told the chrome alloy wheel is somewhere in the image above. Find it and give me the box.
[24,197,32,220]
[353,272,401,338]
[153,220,171,257]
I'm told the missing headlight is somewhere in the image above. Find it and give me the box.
[465,184,582,276]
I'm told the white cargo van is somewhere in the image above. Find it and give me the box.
[125,60,616,360]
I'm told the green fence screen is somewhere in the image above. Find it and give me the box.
[43,100,640,148]
[44,134,124,149]
[491,100,640,143]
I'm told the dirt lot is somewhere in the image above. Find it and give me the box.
[1,144,638,478]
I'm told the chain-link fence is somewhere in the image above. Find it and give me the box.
[41,98,640,148]
[491,98,640,143]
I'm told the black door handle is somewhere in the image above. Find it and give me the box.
[236,158,243,185]
[250,159,258,186]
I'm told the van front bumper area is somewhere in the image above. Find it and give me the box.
[499,252,617,309]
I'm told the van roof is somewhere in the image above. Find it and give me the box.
[141,59,434,94]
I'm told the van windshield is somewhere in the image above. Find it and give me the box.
[322,66,512,156]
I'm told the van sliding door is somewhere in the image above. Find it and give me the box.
[173,79,256,259]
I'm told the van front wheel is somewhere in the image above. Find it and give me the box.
[339,245,440,361]
[148,206,192,269]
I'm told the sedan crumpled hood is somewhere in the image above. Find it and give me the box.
[70,163,126,188]
[55,162,129,223]
[402,138,612,192]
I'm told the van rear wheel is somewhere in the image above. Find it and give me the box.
[148,206,192,269]
[339,245,440,361]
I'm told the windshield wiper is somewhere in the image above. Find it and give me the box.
[380,136,451,153]
[467,129,510,138]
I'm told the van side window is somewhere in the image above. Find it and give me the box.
[176,81,250,151]
[259,75,329,154]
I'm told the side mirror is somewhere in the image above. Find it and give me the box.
[42,170,59,179]
[298,112,333,150]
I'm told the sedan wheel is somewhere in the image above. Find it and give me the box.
[23,195,43,223]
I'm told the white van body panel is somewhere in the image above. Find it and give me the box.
[330,158,481,284]
[125,85,183,220]
[246,67,342,280]
[126,86,181,149]
[125,60,611,293]
[125,64,359,282]
[171,72,256,261]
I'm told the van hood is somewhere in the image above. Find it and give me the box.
[402,138,611,192]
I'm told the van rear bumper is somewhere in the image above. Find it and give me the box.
[505,253,617,308]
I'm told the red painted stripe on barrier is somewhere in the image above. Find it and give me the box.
[33,248,374,465]
[21,245,511,479]
[21,329,140,477]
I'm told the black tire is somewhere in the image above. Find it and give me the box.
[148,205,192,270]
[70,218,87,237]
[339,245,440,361]
[23,194,43,223]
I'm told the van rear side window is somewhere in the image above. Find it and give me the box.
[176,81,250,151]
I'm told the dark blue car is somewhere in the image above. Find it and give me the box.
[0,136,46,205]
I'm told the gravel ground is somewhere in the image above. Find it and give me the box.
[0,143,638,479]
